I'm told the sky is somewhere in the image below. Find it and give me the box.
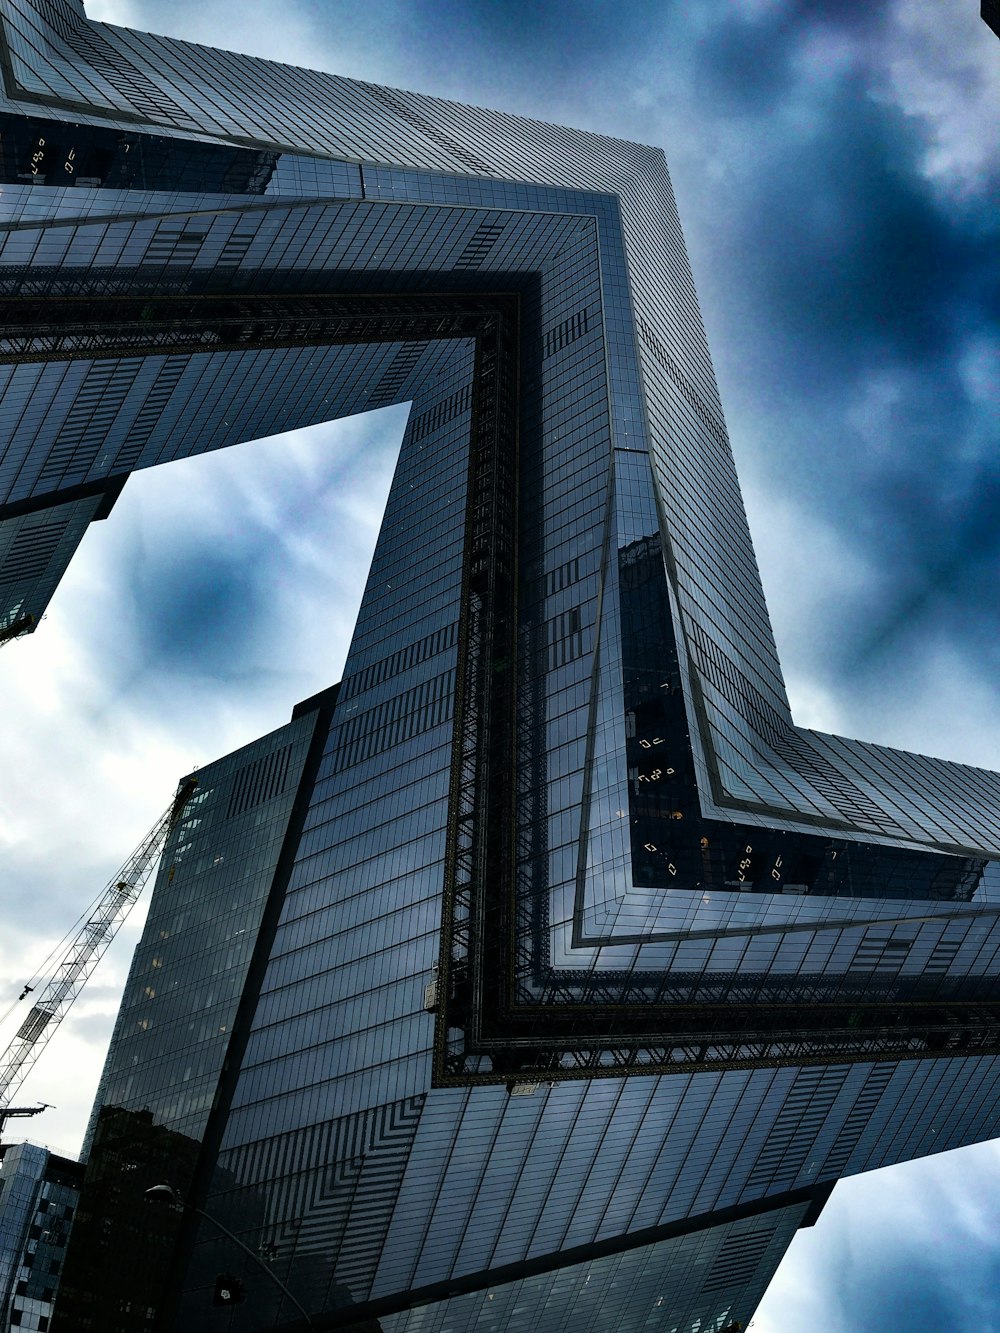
[0,1,997,1329]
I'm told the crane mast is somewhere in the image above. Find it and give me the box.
[0,778,197,1122]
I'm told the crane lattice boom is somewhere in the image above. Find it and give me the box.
[0,779,197,1114]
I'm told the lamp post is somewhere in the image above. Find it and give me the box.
[145,1184,315,1329]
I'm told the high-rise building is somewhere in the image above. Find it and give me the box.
[0,1142,82,1333]
[1,1,999,1329]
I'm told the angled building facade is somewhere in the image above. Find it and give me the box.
[1,1,1000,1329]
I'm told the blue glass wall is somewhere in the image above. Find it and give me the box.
[0,1143,82,1333]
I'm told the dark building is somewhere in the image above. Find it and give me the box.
[0,1141,82,1333]
[54,1110,199,1333]
[1,2,999,1330]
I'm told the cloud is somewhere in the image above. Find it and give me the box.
[691,7,803,115]
[132,542,265,676]
[883,0,1000,196]
[0,405,402,1154]
[756,1145,1000,1333]
[712,71,993,382]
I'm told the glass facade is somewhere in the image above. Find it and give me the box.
[0,2,998,1329]
[0,1142,82,1333]
[378,1189,830,1333]
[55,691,336,1331]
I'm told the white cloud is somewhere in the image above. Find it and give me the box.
[957,333,1000,406]
[883,0,1000,196]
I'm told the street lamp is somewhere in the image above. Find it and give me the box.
[145,1184,315,1328]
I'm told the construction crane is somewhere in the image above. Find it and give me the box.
[0,778,197,1133]
[0,613,35,646]
[0,1103,53,1136]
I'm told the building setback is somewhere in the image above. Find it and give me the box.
[0,1,999,1329]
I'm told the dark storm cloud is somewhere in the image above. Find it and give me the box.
[728,85,995,376]
[803,1169,1000,1333]
[674,7,996,397]
[691,7,800,114]
[789,0,885,30]
[135,543,264,674]
[384,0,657,75]
[662,7,999,683]
[830,1249,986,1333]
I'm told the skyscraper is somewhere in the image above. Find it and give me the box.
[1,1,999,1329]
